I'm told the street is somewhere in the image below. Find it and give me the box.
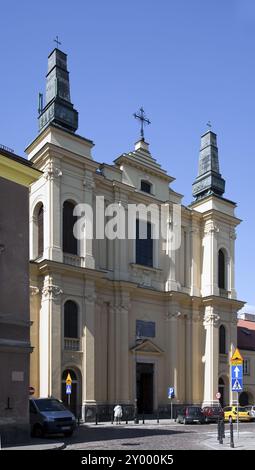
[56,420,255,451]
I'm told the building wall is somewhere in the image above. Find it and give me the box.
[0,176,31,444]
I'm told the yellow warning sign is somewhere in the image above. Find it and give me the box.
[231,348,243,365]
[65,372,72,385]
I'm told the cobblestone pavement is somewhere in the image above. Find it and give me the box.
[61,420,255,451]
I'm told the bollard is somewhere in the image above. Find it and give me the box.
[126,417,128,425]
[222,418,225,438]
[142,412,145,424]
[111,411,114,425]
[157,410,159,424]
[217,417,220,441]
[229,417,234,448]
[95,412,98,425]
[219,419,223,444]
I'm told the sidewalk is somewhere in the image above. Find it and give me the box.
[204,430,255,450]
[1,440,66,450]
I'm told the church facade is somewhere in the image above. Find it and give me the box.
[28,47,245,420]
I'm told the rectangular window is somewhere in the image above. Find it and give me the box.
[244,359,250,376]
[136,219,153,267]
[136,320,155,338]
[141,181,151,194]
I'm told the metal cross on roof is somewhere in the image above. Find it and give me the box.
[206,120,212,130]
[54,35,62,49]
[133,107,151,140]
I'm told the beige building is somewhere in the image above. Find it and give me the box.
[237,314,255,406]
[28,47,244,420]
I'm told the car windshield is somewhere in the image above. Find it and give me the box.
[238,407,248,412]
[34,399,67,412]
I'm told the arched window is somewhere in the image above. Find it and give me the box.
[218,249,226,289]
[33,202,44,258]
[64,300,78,338]
[37,203,44,257]
[219,325,226,354]
[63,201,78,255]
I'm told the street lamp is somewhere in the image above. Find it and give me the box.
[134,331,142,424]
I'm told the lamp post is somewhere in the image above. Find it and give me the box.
[134,332,142,424]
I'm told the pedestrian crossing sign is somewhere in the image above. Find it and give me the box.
[66,384,72,395]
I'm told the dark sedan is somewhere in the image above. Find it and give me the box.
[176,406,205,425]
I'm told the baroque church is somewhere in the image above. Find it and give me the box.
[28,46,244,420]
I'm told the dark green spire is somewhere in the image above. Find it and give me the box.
[192,130,225,200]
[38,48,78,133]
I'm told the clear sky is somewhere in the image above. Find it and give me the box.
[0,0,254,310]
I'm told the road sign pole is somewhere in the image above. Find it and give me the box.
[171,399,173,420]
[237,392,239,439]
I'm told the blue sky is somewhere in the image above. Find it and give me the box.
[0,0,254,309]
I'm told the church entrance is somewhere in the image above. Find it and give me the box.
[136,363,154,414]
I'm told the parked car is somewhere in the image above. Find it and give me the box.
[176,406,205,425]
[223,405,251,422]
[30,397,76,437]
[244,405,255,421]
[202,406,224,423]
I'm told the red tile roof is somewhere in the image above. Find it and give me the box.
[238,320,255,351]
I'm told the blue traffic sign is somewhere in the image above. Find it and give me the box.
[168,387,175,399]
[231,365,243,392]
[66,384,72,395]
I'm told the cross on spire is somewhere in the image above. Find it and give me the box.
[133,107,151,141]
[54,35,62,49]
[206,120,212,130]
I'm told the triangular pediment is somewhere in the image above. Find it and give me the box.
[130,339,164,355]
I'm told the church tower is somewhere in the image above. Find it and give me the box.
[27,46,98,413]
[38,48,78,133]
[191,129,244,407]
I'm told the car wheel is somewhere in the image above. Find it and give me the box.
[33,424,44,438]
[64,430,73,437]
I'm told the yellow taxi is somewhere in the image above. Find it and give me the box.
[223,406,251,422]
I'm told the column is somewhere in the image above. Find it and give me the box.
[166,307,178,400]
[229,229,237,299]
[118,295,130,403]
[82,170,95,269]
[190,219,201,297]
[83,282,96,407]
[44,159,63,262]
[202,306,219,406]
[185,313,193,403]
[201,221,219,297]
[165,206,179,291]
[192,309,202,403]
[107,303,116,403]
[40,275,63,397]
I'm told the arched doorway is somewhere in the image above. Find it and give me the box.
[61,369,81,417]
[218,377,225,407]
[239,391,253,406]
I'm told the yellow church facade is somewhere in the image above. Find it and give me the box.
[28,47,244,420]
